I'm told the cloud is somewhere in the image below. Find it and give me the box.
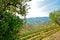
[26,0,60,18]
[26,0,45,18]
[39,0,57,10]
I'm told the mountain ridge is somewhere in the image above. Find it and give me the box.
[26,17,50,23]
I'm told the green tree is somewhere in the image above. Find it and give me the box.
[0,0,31,40]
[49,10,60,26]
[0,0,31,15]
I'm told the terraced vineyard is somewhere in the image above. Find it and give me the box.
[20,24,60,40]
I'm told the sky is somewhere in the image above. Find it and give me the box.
[26,0,60,18]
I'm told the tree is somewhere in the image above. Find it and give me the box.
[49,10,60,26]
[0,0,31,40]
[0,0,31,15]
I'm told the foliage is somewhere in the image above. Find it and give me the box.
[49,10,60,26]
[0,0,31,40]
[0,0,31,15]
[0,12,23,40]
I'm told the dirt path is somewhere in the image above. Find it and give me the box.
[43,31,60,40]
[54,31,60,40]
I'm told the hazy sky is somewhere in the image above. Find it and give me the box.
[26,0,60,18]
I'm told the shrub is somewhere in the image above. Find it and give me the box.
[0,12,23,40]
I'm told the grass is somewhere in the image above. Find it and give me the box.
[35,28,60,40]
[20,24,60,40]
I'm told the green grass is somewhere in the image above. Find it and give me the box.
[20,24,60,40]
[21,25,58,37]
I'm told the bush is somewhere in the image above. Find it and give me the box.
[0,12,23,40]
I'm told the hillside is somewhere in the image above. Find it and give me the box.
[21,17,50,33]
[20,23,60,40]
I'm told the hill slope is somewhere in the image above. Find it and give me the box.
[26,17,50,24]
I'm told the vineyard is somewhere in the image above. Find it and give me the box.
[20,24,60,40]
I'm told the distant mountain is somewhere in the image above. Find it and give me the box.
[26,17,50,25]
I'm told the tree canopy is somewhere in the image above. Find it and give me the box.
[0,0,31,40]
[0,0,31,16]
[49,10,60,26]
